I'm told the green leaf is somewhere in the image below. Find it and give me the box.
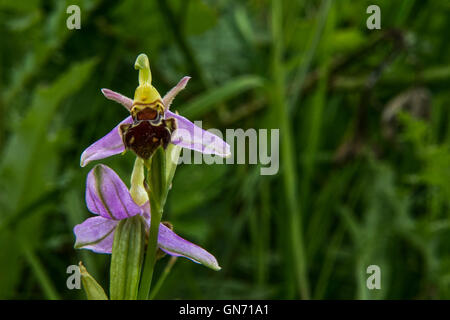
[110,215,146,300]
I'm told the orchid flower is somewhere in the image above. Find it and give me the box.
[73,164,221,271]
[80,55,231,167]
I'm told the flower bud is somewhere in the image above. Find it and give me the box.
[79,262,108,300]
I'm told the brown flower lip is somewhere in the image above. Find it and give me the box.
[120,118,176,160]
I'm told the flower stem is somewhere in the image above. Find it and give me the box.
[138,148,166,300]
[138,197,162,300]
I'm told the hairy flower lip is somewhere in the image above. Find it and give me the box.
[74,164,221,271]
[120,118,175,160]
[81,76,231,167]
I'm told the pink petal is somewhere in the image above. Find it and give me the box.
[86,164,142,220]
[167,111,231,157]
[158,223,221,271]
[101,88,133,110]
[162,76,191,109]
[80,116,132,167]
[73,216,118,254]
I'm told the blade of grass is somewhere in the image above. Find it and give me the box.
[149,256,177,299]
[299,6,335,269]
[258,180,271,287]
[288,0,331,113]
[271,0,310,299]
[20,240,60,300]
[313,226,344,299]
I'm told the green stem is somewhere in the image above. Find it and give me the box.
[138,196,163,300]
[138,148,167,300]
[20,240,60,300]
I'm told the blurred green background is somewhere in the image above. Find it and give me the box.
[0,0,449,300]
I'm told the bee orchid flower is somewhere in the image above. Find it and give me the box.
[73,164,221,271]
[80,54,230,167]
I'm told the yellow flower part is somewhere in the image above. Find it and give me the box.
[132,53,164,120]
[129,157,149,206]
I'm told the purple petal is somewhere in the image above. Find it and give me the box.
[162,76,191,110]
[158,223,221,271]
[74,216,118,254]
[166,111,231,157]
[101,88,133,110]
[80,116,132,167]
[86,164,142,220]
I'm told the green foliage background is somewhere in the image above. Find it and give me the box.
[0,0,449,299]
